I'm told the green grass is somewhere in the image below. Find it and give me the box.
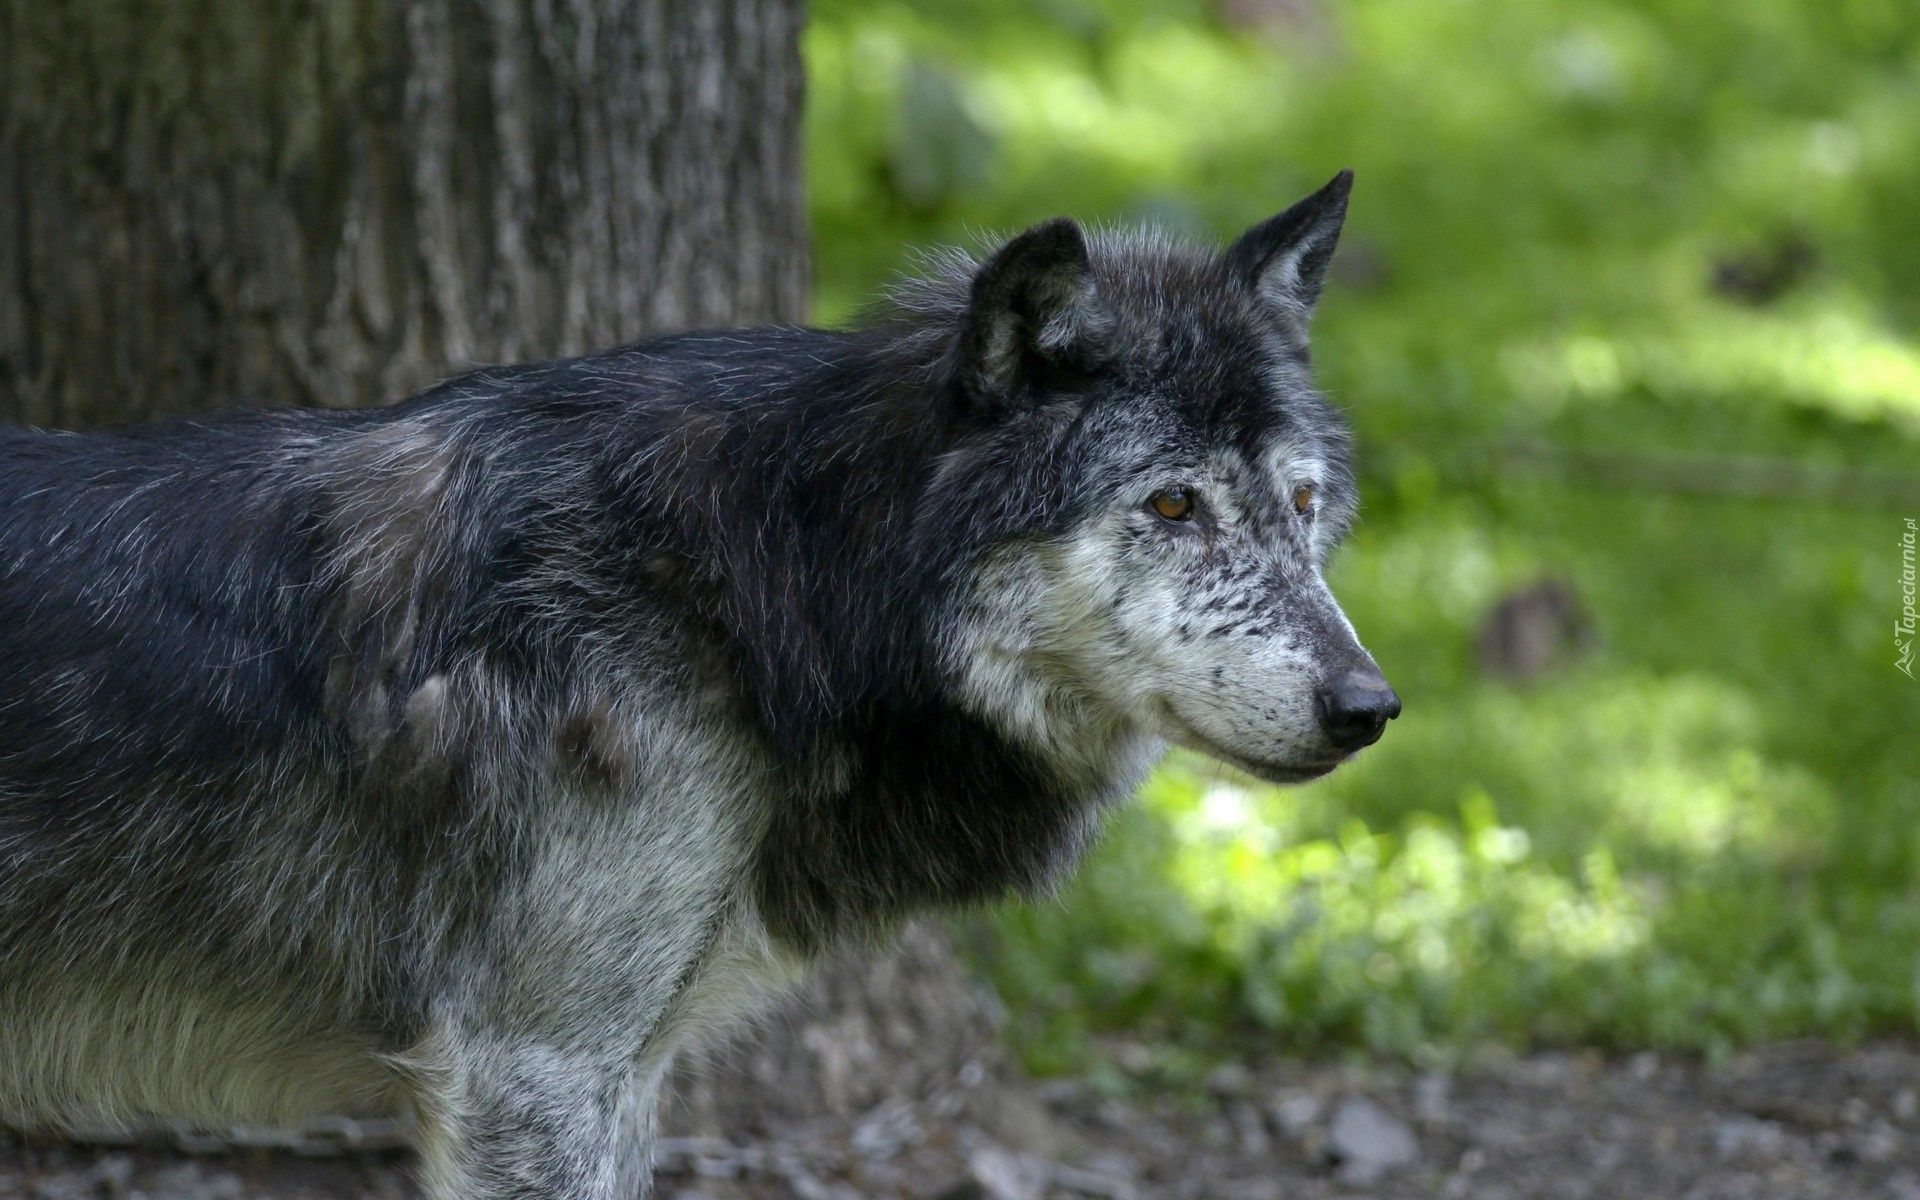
[806,0,1920,1065]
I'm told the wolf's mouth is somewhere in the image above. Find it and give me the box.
[1154,703,1346,786]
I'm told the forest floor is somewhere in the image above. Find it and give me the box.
[9,1040,1920,1200]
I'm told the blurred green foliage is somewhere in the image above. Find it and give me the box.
[807,0,1920,1063]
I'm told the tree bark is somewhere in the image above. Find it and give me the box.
[665,924,1008,1139]
[0,0,809,428]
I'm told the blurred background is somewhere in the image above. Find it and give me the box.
[802,0,1920,1069]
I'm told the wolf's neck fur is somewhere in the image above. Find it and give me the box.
[750,697,1161,957]
[593,305,1159,956]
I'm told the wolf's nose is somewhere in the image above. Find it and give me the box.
[1316,671,1401,752]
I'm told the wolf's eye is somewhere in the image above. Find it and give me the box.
[1292,485,1315,515]
[1150,488,1195,522]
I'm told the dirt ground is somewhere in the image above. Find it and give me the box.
[9,1041,1920,1200]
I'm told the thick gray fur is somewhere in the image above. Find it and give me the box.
[0,171,1392,1197]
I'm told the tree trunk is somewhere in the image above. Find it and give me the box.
[665,924,1009,1139]
[0,0,1006,1159]
[0,0,809,428]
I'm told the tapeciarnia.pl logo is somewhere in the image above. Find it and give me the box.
[1900,517,1916,679]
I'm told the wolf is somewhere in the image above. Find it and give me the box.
[0,170,1397,1197]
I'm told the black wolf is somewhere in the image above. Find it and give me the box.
[0,171,1396,1197]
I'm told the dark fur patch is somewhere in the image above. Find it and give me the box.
[754,706,1127,955]
[314,420,466,761]
[554,699,637,795]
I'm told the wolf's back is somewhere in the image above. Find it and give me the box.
[0,414,352,809]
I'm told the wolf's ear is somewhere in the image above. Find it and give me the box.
[960,218,1115,405]
[1223,169,1353,346]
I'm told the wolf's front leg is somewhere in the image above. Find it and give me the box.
[408,1037,662,1199]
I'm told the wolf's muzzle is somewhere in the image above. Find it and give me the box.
[1315,667,1401,752]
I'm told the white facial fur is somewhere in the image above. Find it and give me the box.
[949,439,1377,786]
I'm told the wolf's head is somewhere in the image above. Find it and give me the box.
[928,171,1397,785]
